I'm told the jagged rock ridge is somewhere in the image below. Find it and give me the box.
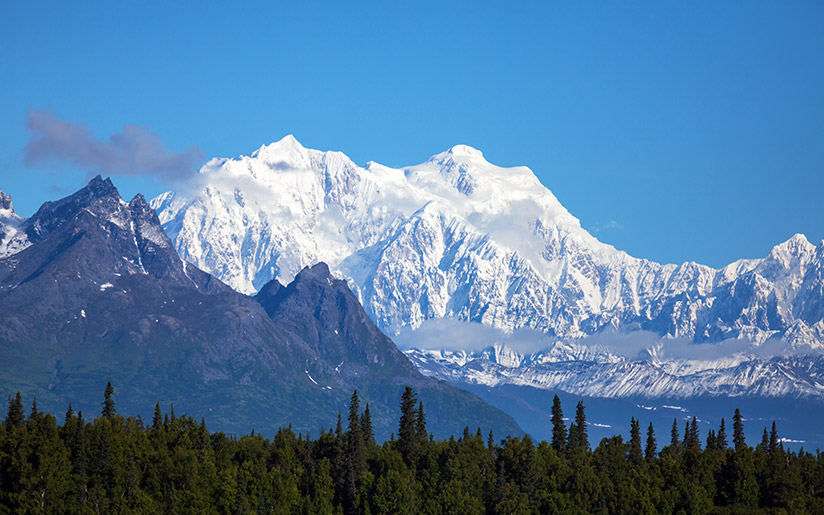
[0,178,521,439]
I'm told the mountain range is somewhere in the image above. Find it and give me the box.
[0,177,521,439]
[152,136,824,348]
[147,137,824,413]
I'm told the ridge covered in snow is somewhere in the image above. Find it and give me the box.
[148,136,824,356]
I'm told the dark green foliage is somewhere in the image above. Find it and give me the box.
[2,391,823,513]
[717,417,728,450]
[628,417,643,464]
[733,408,746,451]
[645,421,656,461]
[670,418,680,453]
[574,399,588,450]
[64,404,73,426]
[416,400,427,440]
[5,392,24,429]
[360,403,373,443]
[397,386,418,464]
[550,394,566,453]
[101,381,115,418]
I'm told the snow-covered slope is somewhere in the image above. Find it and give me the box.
[150,136,824,352]
[0,191,30,258]
[403,344,824,400]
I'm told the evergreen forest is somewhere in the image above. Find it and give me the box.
[2,384,823,514]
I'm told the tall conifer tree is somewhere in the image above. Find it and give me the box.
[733,409,746,451]
[645,422,657,461]
[5,392,24,429]
[629,417,643,464]
[101,381,116,418]
[360,403,373,442]
[717,418,728,450]
[398,386,418,464]
[670,419,680,452]
[550,395,566,452]
[575,400,588,450]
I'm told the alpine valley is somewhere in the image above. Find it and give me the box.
[151,136,824,446]
[0,177,521,440]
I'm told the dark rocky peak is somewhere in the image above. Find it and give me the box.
[128,193,152,215]
[297,262,334,282]
[25,175,123,242]
[256,262,416,372]
[0,191,13,212]
[255,278,283,303]
[256,262,347,316]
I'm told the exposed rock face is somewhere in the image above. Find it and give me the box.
[0,177,521,440]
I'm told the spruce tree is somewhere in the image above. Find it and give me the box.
[72,410,87,505]
[684,421,690,448]
[550,395,566,452]
[416,400,427,440]
[152,402,162,430]
[347,390,365,468]
[687,417,700,450]
[574,400,588,450]
[29,397,38,420]
[717,418,728,450]
[629,417,643,464]
[360,403,373,442]
[768,421,779,454]
[398,386,418,464]
[347,389,361,434]
[335,412,343,438]
[760,428,769,452]
[101,381,116,418]
[706,429,717,451]
[5,392,24,429]
[670,418,680,452]
[733,408,746,451]
[567,422,579,450]
[65,403,74,425]
[645,422,657,461]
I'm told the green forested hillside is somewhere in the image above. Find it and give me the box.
[2,386,823,514]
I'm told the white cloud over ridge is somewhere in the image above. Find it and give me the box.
[24,108,204,183]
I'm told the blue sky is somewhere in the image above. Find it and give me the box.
[1,1,822,267]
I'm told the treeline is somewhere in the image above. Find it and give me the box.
[2,384,823,514]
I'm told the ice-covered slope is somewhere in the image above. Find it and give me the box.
[0,190,30,258]
[150,136,824,349]
[403,345,824,401]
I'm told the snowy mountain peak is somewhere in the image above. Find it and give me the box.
[446,144,484,159]
[153,140,824,349]
[246,134,313,169]
[0,191,13,213]
[766,233,815,268]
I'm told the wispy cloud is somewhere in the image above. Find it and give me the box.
[23,108,204,183]
[395,317,824,362]
[591,220,624,233]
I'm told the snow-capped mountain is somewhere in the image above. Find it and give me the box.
[403,345,824,401]
[151,135,824,350]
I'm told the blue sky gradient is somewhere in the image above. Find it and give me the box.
[1,1,822,267]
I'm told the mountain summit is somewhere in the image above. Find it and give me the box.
[152,137,824,349]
